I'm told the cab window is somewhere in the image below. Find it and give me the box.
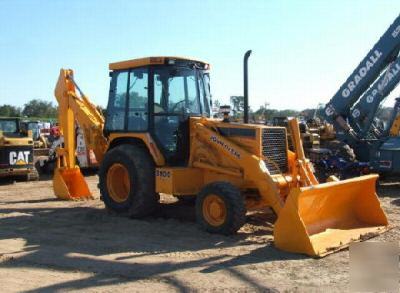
[105,68,149,132]
[105,70,128,131]
[127,68,148,131]
[153,67,201,115]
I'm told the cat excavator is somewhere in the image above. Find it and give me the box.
[52,53,388,257]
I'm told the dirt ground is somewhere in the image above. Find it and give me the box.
[0,175,398,292]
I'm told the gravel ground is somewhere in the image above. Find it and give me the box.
[0,175,398,292]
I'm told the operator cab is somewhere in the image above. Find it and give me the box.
[105,57,212,165]
[0,118,24,138]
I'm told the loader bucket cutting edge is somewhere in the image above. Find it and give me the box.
[53,167,92,200]
[274,174,388,257]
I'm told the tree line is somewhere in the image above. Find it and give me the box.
[0,96,394,123]
[0,99,57,118]
[228,96,302,121]
[225,96,393,123]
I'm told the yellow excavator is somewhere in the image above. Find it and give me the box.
[53,53,388,257]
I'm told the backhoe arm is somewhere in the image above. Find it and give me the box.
[53,69,107,200]
[54,69,107,164]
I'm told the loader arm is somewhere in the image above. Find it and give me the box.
[53,69,108,200]
[191,118,387,256]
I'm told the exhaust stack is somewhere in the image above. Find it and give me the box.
[243,50,252,124]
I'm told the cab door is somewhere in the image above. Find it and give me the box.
[151,66,201,165]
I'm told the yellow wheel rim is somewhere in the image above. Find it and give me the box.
[107,163,130,203]
[202,194,227,227]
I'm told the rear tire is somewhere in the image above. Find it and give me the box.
[196,182,246,235]
[99,144,158,217]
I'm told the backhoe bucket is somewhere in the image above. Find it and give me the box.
[274,174,388,257]
[53,167,92,200]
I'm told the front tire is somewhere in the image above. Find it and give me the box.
[196,182,246,235]
[99,144,158,218]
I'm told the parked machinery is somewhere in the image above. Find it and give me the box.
[323,14,400,174]
[0,117,38,180]
[52,54,388,257]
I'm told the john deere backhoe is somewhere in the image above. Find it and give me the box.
[53,53,388,257]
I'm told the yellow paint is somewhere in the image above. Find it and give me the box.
[202,194,227,227]
[53,69,106,200]
[274,175,388,256]
[0,121,33,177]
[109,132,165,166]
[53,167,92,200]
[107,163,130,203]
[156,167,203,195]
[389,114,400,136]
[109,56,209,71]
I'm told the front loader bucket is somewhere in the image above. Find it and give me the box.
[274,174,388,257]
[53,167,92,200]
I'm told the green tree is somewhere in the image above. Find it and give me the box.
[0,104,21,117]
[22,99,58,118]
[254,104,278,121]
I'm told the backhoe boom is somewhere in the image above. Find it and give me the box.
[53,69,108,200]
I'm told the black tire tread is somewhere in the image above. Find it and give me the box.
[196,181,246,235]
[120,144,158,218]
[99,144,158,217]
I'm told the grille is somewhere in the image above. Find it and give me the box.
[262,128,288,174]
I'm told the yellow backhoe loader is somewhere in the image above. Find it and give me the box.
[53,53,388,257]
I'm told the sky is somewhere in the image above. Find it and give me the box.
[0,0,399,111]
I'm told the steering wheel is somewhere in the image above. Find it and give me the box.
[170,99,186,113]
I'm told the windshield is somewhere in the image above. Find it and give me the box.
[0,120,18,133]
[154,66,210,116]
[154,67,199,114]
